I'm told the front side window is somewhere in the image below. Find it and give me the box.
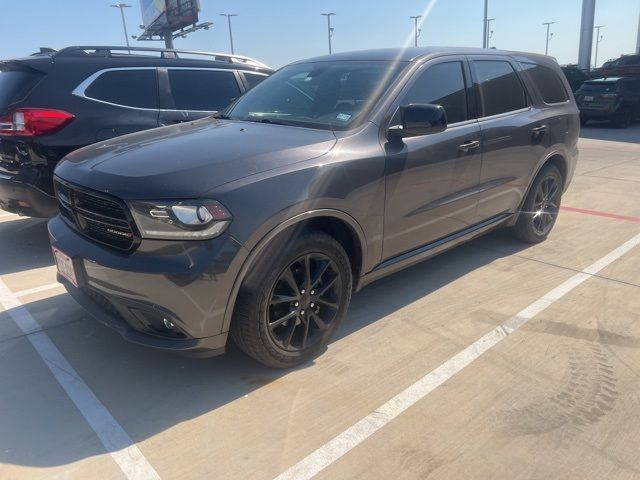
[397,61,468,124]
[168,69,240,111]
[521,63,568,104]
[85,69,158,109]
[472,60,528,117]
[222,60,408,130]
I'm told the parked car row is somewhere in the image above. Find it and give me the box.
[39,46,580,367]
[560,56,640,128]
[0,46,273,217]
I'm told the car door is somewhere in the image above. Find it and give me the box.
[468,55,545,221]
[158,68,244,125]
[382,57,482,260]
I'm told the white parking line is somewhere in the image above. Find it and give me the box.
[0,279,160,480]
[15,282,63,298]
[274,232,640,480]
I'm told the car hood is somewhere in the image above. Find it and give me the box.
[55,118,337,199]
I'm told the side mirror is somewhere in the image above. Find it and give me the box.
[388,103,447,138]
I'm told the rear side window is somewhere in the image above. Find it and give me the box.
[578,82,618,94]
[399,61,468,124]
[0,68,42,111]
[244,73,268,90]
[168,69,241,111]
[520,63,568,104]
[472,60,528,117]
[85,69,158,109]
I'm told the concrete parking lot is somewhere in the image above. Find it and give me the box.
[1,124,639,480]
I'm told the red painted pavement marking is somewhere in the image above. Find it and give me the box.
[561,206,640,224]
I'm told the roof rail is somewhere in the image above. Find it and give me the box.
[53,46,271,70]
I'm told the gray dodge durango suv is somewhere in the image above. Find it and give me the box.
[48,47,579,368]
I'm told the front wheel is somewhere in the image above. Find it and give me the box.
[231,231,352,368]
[511,164,563,244]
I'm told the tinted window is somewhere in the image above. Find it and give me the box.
[85,69,158,109]
[473,60,528,116]
[244,73,268,90]
[168,70,240,111]
[399,62,468,124]
[0,69,43,110]
[521,63,568,103]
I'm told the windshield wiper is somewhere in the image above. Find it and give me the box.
[213,113,231,119]
[244,118,300,127]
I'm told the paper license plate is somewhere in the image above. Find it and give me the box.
[52,247,79,287]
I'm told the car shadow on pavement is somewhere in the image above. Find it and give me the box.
[0,217,53,275]
[579,121,640,144]
[0,230,528,469]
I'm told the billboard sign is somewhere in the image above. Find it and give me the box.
[140,0,200,32]
[141,0,167,29]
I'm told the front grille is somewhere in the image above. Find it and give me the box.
[54,178,138,251]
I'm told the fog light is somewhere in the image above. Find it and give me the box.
[163,318,175,330]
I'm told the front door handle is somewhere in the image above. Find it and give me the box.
[458,140,480,152]
[532,124,548,134]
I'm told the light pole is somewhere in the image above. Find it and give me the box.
[594,25,605,68]
[410,15,422,47]
[636,8,640,54]
[577,0,596,72]
[482,0,489,48]
[110,3,131,48]
[321,13,336,54]
[220,14,238,54]
[486,18,495,48]
[543,21,555,55]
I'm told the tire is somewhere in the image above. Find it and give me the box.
[231,230,352,368]
[612,108,631,129]
[511,164,563,244]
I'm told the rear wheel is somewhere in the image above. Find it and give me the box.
[511,164,563,244]
[231,231,352,368]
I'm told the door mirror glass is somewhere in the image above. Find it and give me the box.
[389,104,447,138]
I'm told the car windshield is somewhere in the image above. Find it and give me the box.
[221,60,408,131]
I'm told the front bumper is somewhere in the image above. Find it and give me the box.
[0,173,58,217]
[48,215,249,355]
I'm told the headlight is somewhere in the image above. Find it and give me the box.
[128,199,232,240]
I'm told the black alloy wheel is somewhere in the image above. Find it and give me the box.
[531,174,560,236]
[511,164,563,244]
[267,253,343,352]
[231,231,352,368]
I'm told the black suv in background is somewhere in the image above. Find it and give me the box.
[0,46,272,217]
[576,77,640,127]
[49,47,578,367]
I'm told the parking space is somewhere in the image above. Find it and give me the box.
[1,125,639,479]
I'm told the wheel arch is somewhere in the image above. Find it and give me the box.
[507,150,569,227]
[221,209,367,333]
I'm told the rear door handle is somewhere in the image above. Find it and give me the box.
[458,140,480,152]
[532,124,548,134]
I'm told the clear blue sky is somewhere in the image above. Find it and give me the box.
[1,0,638,68]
